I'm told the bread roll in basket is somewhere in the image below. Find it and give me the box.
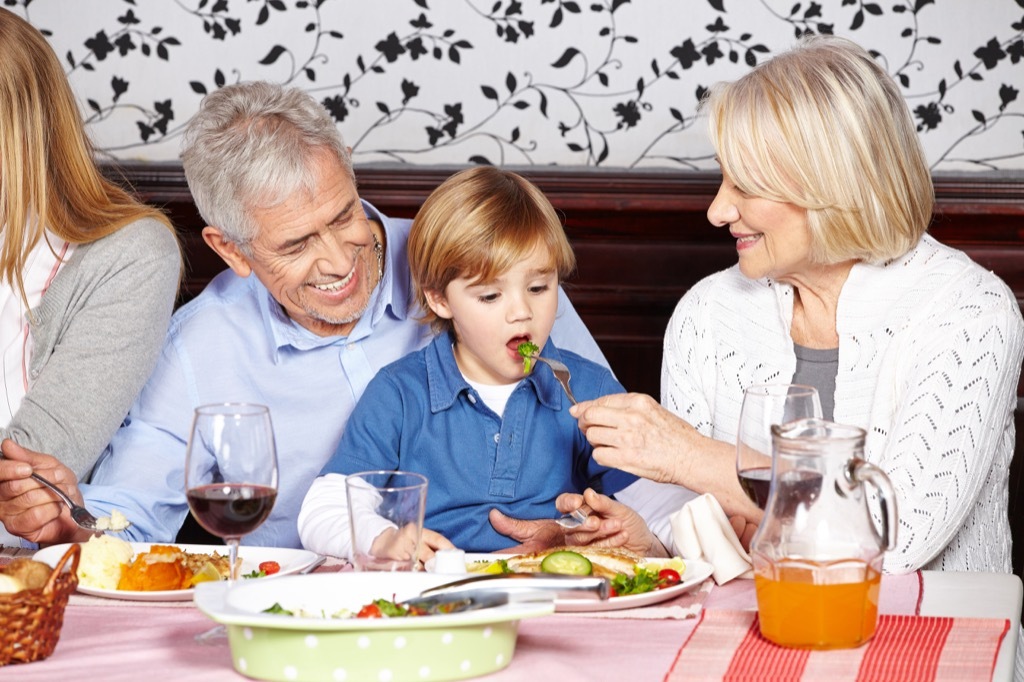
[0,543,80,665]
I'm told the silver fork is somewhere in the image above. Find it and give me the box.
[555,505,591,530]
[530,355,578,405]
[529,354,587,529]
[30,472,129,533]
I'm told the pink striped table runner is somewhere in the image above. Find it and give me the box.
[667,609,1009,681]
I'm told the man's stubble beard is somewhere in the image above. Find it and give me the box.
[300,254,375,327]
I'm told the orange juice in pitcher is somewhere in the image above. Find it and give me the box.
[753,558,881,649]
[749,419,897,649]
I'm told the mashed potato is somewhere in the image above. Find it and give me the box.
[78,534,133,589]
[94,509,130,532]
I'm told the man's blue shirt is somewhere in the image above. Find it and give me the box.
[320,330,638,552]
[81,201,612,548]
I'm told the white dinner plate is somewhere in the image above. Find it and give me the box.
[33,542,322,602]
[428,553,714,612]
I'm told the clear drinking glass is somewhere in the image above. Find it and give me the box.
[736,384,821,509]
[184,403,279,583]
[346,471,428,571]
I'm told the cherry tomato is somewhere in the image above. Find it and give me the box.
[258,561,281,575]
[357,603,383,618]
[609,587,618,598]
[658,568,682,588]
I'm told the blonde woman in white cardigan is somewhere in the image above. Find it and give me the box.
[570,35,1024,578]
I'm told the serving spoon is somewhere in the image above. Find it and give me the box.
[30,471,130,533]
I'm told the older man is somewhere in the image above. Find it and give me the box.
[0,82,633,549]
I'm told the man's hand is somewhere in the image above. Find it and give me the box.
[557,488,669,557]
[0,439,91,545]
[488,488,668,557]
[488,509,568,554]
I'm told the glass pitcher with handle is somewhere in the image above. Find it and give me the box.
[750,418,898,650]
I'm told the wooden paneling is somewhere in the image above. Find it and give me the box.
[105,162,1024,398]
[109,162,1024,577]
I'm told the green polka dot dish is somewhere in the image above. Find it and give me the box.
[193,571,554,682]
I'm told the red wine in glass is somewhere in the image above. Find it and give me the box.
[185,403,277,645]
[184,403,278,585]
[738,467,772,510]
[187,484,277,538]
[736,384,821,509]
[739,467,823,512]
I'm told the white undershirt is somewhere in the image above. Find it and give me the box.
[0,231,72,427]
[465,377,520,417]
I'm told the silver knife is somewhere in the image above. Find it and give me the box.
[416,572,610,603]
[399,590,520,615]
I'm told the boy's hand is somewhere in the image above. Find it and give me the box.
[368,524,454,567]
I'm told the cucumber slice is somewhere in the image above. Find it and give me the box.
[539,550,593,576]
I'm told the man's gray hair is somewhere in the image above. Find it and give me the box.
[180,81,354,248]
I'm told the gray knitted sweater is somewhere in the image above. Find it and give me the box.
[0,218,180,478]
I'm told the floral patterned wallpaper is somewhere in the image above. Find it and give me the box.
[10,0,1024,171]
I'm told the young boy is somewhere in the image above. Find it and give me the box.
[298,166,639,560]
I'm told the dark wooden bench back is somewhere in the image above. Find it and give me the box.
[110,163,1024,566]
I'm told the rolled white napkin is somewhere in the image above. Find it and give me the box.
[669,493,753,584]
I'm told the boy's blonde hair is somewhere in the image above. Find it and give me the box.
[408,166,576,334]
[703,34,933,265]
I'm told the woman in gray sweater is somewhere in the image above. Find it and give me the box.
[0,9,181,537]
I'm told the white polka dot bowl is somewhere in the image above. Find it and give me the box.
[193,571,554,682]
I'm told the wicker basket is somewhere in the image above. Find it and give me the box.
[0,543,80,665]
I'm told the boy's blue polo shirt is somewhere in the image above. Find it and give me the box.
[321,331,638,552]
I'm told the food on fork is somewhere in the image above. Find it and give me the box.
[93,508,130,532]
[517,340,539,373]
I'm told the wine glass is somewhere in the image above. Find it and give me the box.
[736,384,821,509]
[184,403,278,584]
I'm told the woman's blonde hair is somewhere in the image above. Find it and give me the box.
[408,166,576,334]
[0,9,175,305]
[703,34,933,264]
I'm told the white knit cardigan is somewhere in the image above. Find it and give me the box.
[662,234,1024,573]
